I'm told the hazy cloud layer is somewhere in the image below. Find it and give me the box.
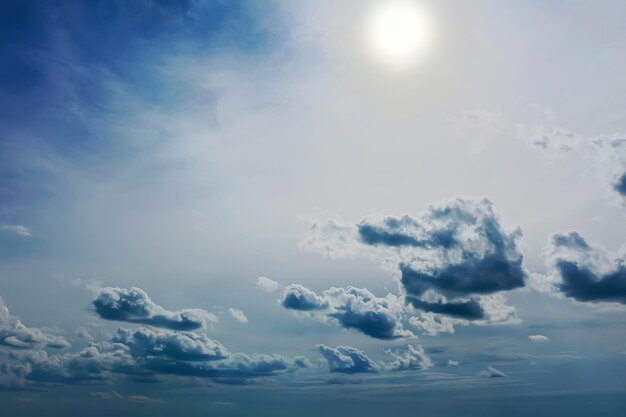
[92,287,218,330]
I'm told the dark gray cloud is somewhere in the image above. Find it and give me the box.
[92,287,217,330]
[406,298,485,320]
[0,295,70,350]
[614,172,626,196]
[324,287,411,340]
[317,345,378,374]
[281,284,329,311]
[112,328,229,362]
[542,232,626,304]
[389,199,526,300]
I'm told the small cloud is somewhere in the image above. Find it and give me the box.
[529,334,550,343]
[126,395,165,404]
[212,401,234,407]
[447,359,460,366]
[229,308,248,324]
[480,366,506,378]
[256,276,281,293]
[0,224,32,237]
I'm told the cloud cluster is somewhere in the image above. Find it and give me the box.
[301,198,525,335]
[92,287,218,330]
[384,344,433,371]
[536,232,626,305]
[281,285,412,340]
[0,296,70,350]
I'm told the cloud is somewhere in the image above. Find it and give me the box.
[324,287,412,340]
[537,232,626,305]
[0,224,31,237]
[92,287,218,330]
[447,359,460,366]
[317,345,378,374]
[0,296,70,350]
[449,107,505,150]
[384,344,433,371]
[229,308,248,324]
[256,276,281,293]
[90,391,164,404]
[281,284,412,340]
[301,198,525,335]
[281,284,329,311]
[480,366,506,378]
[113,327,229,362]
[529,335,550,343]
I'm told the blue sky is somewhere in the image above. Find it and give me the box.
[1,1,626,416]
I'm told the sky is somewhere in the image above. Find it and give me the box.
[1,1,626,416]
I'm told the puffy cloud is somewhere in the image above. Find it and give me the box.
[0,224,32,237]
[392,199,526,300]
[281,284,329,311]
[281,284,412,340]
[0,296,70,350]
[112,328,229,362]
[317,345,378,374]
[229,308,248,324]
[256,276,281,293]
[302,198,525,335]
[384,344,433,371]
[480,366,505,378]
[537,232,626,305]
[447,359,460,366]
[324,287,412,340]
[92,287,218,330]
[529,335,550,343]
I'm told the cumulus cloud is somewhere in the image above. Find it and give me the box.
[529,334,550,343]
[384,344,433,371]
[281,284,412,340]
[256,276,281,293]
[0,296,70,350]
[229,308,248,324]
[447,359,460,366]
[324,287,412,340]
[480,366,506,378]
[92,287,218,330]
[536,231,626,305]
[317,345,378,374]
[113,328,229,362]
[301,198,525,335]
[1,325,307,389]
[281,284,329,311]
[0,224,32,237]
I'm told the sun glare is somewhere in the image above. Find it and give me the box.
[365,1,435,70]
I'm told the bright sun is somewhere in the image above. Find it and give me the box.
[365,0,435,69]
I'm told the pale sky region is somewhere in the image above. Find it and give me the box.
[1,1,626,416]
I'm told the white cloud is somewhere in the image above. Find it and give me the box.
[229,308,249,324]
[529,334,550,343]
[256,276,281,293]
[0,224,32,237]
